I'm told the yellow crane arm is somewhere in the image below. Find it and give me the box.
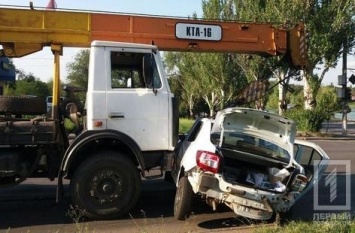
[0,7,307,67]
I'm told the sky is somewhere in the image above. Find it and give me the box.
[0,0,203,82]
[0,0,354,85]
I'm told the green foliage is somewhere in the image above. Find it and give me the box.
[316,85,342,116]
[286,108,331,132]
[4,70,50,98]
[164,50,246,117]
[265,82,279,111]
[265,83,303,112]
[66,49,90,89]
[66,49,90,101]
[179,118,195,134]
[230,0,355,109]
[288,86,304,108]
[287,86,340,133]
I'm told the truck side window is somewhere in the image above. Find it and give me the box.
[143,54,161,89]
[151,56,162,88]
[110,52,145,88]
[110,51,161,89]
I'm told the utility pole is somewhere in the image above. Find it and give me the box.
[341,40,348,136]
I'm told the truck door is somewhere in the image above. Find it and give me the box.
[106,49,170,151]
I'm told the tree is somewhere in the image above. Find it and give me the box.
[165,51,245,117]
[66,49,90,89]
[165,52,204,118]
[4,69,50,98]
[266,83,303,111]
[164,0,247,117]
[302,0,355,109]
[232,0,355,111]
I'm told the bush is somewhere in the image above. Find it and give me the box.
[285,108,331,133]
[179,118,194,134]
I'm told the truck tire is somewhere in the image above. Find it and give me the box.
[174,176,193,220]
[0,96,46,115]
[69,151,141,220]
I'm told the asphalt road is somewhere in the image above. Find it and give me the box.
[0,139,354,233]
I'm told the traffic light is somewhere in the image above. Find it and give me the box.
[349,74,355,85]
[345,87,352,101]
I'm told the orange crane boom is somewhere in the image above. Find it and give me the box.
[0,7,307,68]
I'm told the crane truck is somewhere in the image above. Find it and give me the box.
[0,7,308,219]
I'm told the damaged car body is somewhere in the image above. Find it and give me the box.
[172,107,329,221]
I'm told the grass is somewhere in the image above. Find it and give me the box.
[255,219,354,233]
[6,198,355,232]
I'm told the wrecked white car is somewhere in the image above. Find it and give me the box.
[172,107,329,221]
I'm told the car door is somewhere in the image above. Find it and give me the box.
[293,139,329,200]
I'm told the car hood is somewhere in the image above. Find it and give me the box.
[211,107,296,159]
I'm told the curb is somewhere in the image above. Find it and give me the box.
[297,135,355,140]
[298,137,355,140]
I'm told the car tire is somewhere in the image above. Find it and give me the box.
[69,151,141,220]
[0,96,46,115]
[174,176,194,220]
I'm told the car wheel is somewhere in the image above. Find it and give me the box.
[174,176,194,220]
[69,151,141,220]
[0,96,46,115]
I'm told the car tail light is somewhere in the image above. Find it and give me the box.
[196,150,220,173]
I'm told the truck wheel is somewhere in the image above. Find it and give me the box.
[0,96,46,115]
[174,176,193,220]
[69,151,141,220]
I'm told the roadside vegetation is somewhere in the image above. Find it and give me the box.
[255,220,354,233]
[179,118,195,134]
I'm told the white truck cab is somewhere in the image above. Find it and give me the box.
[86,41,178,151]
